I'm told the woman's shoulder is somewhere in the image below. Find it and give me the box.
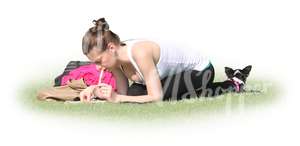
[123,38,159,47]
[124,39,158,52]
[123,39,159,63]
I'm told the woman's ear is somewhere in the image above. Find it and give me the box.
[107,42,116,53]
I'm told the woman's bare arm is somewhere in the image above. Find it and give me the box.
[114,42,163,102]
[111,68,129,95]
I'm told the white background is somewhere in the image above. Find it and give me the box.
[1,0,299,145]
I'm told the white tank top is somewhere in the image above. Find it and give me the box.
[123,39,211,85]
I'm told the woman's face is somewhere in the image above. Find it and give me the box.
[86,45,118,69]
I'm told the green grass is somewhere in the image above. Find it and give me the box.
[17,76,281,122]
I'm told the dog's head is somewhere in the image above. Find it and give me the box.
[225,65,252,85]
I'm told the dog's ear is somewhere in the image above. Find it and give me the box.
[242,65,252,76]
[225,67,234,78]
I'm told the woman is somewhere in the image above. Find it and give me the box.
[80,18,215,103]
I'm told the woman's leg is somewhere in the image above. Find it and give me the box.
[161,64,215,100]
[127,64,215,100]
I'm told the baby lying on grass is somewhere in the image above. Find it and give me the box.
[37,61,117,102]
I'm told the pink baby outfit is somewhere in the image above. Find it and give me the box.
[61,64,117,91]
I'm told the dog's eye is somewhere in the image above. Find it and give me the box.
[235,73,242,78]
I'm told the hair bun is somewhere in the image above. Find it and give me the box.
[93,18,109,31]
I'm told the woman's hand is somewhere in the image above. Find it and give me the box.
[79,85,97,102]
[94,83,118,103]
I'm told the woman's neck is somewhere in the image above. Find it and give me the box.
[116,45,130,66]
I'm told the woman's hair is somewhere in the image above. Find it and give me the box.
[82,18,124,55]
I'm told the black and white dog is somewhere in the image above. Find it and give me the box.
[224,65,252,93]
[200,65,252,97]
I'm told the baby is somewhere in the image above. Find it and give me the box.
[79,66,116,102]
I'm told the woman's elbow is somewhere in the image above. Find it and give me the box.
[150,93,163,102]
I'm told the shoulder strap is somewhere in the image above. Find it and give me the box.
[126,40,145,82]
